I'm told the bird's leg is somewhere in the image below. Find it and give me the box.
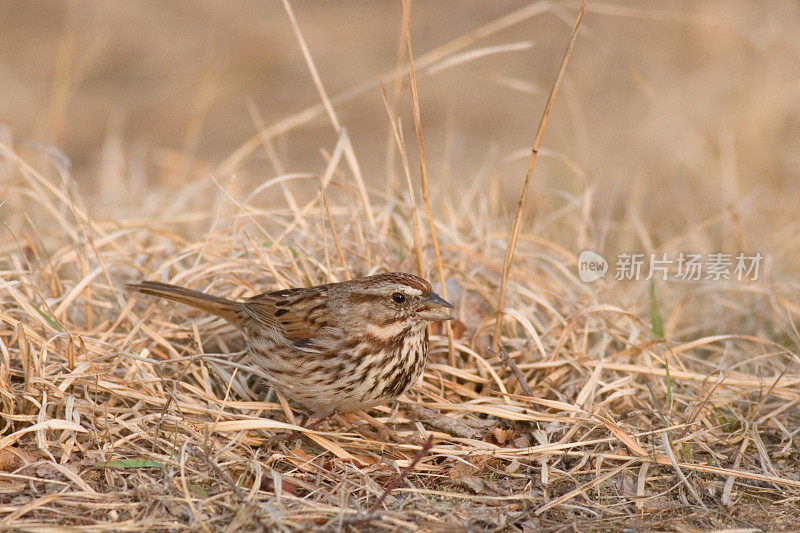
[305,408,340,431]
[354,410,391,441]
[280,407,340,443]
[351,410,425,444]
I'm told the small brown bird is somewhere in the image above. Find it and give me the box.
[127,273,453,415]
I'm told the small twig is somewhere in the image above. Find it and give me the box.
[369,435,434,513]
[489,348,534,397]
[406,404,495,440]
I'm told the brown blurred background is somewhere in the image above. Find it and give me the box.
[2,1,799,268]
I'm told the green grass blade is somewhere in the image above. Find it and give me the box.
[32,304,63,332]
[648,280,664,339]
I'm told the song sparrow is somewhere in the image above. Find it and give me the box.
[127,273,453,415]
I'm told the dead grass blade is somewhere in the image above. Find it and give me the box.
[492,0,588,350]
[401,0,455,365]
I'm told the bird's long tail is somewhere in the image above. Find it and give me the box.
[126,281,242,324]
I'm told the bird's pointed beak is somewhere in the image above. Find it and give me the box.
[416,291,455,321]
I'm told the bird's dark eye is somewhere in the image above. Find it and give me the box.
[391,292,406,304]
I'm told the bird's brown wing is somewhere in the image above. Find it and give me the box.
[242,287,330,346]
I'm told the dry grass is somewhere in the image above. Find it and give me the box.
[2,2,800,531]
